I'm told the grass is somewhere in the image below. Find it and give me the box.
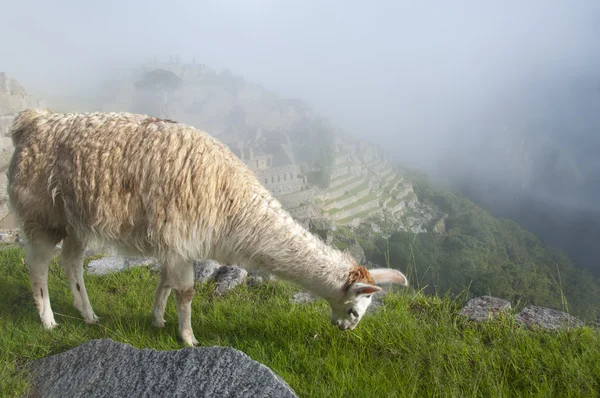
[1,246,599,397]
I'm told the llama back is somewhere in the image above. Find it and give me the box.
[8,110,275,259]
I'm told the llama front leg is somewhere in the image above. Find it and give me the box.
[61,236,99,324]
[25,236,60,329]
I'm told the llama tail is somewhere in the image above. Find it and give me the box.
[10,108,53,147]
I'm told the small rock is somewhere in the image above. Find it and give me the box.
[87,256,128,275]
[366,291,387,314]
[290,292,316,305]
[127,257,160,271]
[212,265,248,296]
[459,296,512,322]
[26,339,298,397]
[87,256,160,275]
[515,306,583,330]
[246,275,264,287]
[193,260,222,283]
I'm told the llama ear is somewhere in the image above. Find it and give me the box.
[369,268,408,286]
[349,282,383,296]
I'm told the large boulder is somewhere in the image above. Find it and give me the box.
[26,339,297,397]
[515,306,583,330]
[459,296,512,322]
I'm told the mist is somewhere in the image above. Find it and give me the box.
[2,0,600,274]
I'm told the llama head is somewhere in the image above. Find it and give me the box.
[329,266,408,331]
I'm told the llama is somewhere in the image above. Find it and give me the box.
[7,109,408,346]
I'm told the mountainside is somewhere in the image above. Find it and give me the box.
[435,75,600,277]
[33,59,600,319]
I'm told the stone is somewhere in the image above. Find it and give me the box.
[366,291,387,314]
[87,256,128,275]
[127,257,160,271]
[26,339,297,398]
[346,239,366,265]
[212,265,248,296]
[87,256,160,275]
[515,306,584,330]
[290,292,316,305]
[459,296,512,322]
[245,270,275,287]
[193,260,222,283]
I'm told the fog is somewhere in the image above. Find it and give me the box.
[2,0,600,274]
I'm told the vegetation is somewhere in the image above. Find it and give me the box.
[355,168,600,321]
[1,246,598,397]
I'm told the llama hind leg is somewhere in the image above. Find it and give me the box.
[25,235,60,329]
[61,236,99,324]
[152,271,171,328]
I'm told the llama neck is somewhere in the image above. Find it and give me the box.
[230,203,351,301]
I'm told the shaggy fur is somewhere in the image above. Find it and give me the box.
[8,109,408,345]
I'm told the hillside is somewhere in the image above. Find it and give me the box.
[8,58,599,320]
[1,247,599,397]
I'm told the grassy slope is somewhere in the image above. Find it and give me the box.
[1,247,599,397]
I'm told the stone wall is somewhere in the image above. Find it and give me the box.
[329,173,355,190]
[330,198,380,221]
[255,164,305,194]
[324,187,370,211]
[276,188,315,209]
[330,165,350,179]
[325,178,365,200]
[287,203,321,219]
[334,153,349,166]
[0,115,14,137]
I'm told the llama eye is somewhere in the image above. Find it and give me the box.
[348,308,359,317]
[365,295,371,299]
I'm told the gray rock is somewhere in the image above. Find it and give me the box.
[26,339,297,398]
[515,306,584,330]
[127,256,160,271]
[290,292,316,304]
[366,291,387,314]
[87,256,128,275]
[459,296,512,322]
[212,265,248,296]
[193,259,222,283]
[87,256,160,275]
[246,274,265,287]
[346,240,366,265]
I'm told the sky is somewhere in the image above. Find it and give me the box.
[2,1,599,164]
[2,0,600,271]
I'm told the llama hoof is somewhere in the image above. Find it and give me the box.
[153,318,167,328]
[85,315,101,324]
[42,320,59,330]
[181,331,199,347]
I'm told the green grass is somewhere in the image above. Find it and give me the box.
[1,247,599,397]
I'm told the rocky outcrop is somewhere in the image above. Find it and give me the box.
[459,296,585,331]
[459,296,512,321]
[515,305,584,330]
[26,339,297,398]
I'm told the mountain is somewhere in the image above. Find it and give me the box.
[37,59,600,319]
